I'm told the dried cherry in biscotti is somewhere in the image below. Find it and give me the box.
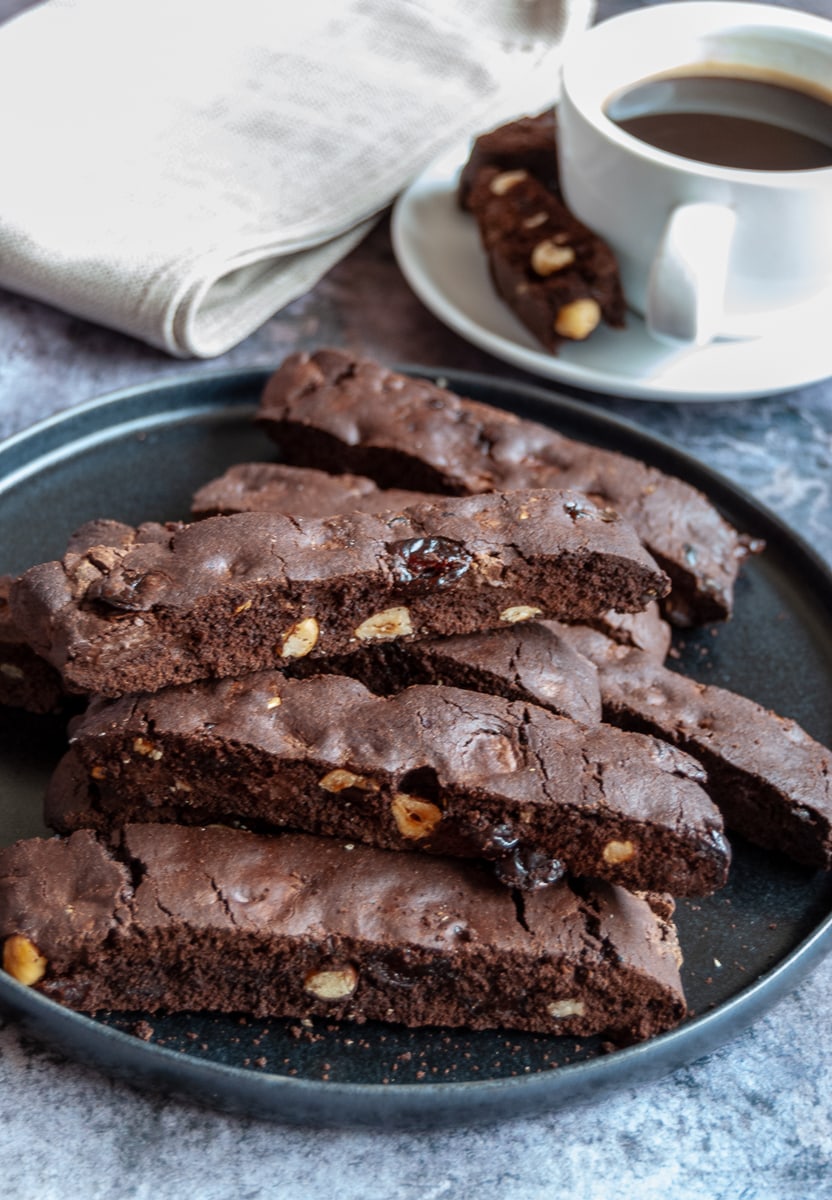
[389,537,472,587]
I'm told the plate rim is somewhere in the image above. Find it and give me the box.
[1,363,832,1129]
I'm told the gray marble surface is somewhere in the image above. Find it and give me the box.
[1,1,832,1197]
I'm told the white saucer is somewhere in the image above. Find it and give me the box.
[391,146,832,403]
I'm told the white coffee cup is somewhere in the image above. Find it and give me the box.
[557,2,832,346]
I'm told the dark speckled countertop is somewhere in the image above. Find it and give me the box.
[1,1,831,1197]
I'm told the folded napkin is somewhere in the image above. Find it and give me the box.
[0,0,594,357]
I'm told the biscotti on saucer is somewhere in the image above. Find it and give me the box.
[465,164,626,352]
[458,108,560,209]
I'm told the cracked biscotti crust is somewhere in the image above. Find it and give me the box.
[256,349,761,625]
[0,824,687,1043]
[301,618,604,728]
[10,488,668,698]
[50,672,730,896]
[191,461,429,520]
[558,623,832,870]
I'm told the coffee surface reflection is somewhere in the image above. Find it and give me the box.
[606,72,832,171]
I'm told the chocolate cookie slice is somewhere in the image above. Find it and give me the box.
[466,165,626,351]
[191,462,427,520]
[0,824,686,1043]
[256,349,761,625]
[458,108,560,209]
[289,619,603,727]
[582,603,673,660]
[51,672,729,896]
[11,489,668,698]
[1,521,187,711]
[558,624,832,870]
[288,606,668,729]
[0,576,65,714]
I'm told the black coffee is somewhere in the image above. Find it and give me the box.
[605,70,832,171]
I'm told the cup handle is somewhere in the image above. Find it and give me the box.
[646,202,737,346]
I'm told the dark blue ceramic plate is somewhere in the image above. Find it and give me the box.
[1,367,831,1129]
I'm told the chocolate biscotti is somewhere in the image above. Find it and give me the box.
[304,619,604,727]
[458,109,626,351]
[10,489,668,698]
[465,165,626,351]
[584,603,673,660]
[458,108,560,209]
[558,624,832,870]
[256,349,760,624]
[0,824,686,1042]
[49,672,730,896]
[0,576,65,714]
[191,462,427,520]
[289,607,666,730]
[1,523,183,711]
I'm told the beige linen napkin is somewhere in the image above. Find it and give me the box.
[0,0,594,357]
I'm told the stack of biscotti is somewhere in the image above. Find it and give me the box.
[458,109,626,352]
[3,351,830,1049]
[248,351,831,866]
[2,480,701,1042]
[10,479,733,902]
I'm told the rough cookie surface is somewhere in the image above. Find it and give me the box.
[559,623,832,869]
[52,673,730,896]
[303,619,604,728]
[11,489,668,697]
[191,462,427,519]
[257,349,761,624]
[0,824,687,1043]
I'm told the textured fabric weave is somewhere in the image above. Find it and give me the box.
[0,0,594,356]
